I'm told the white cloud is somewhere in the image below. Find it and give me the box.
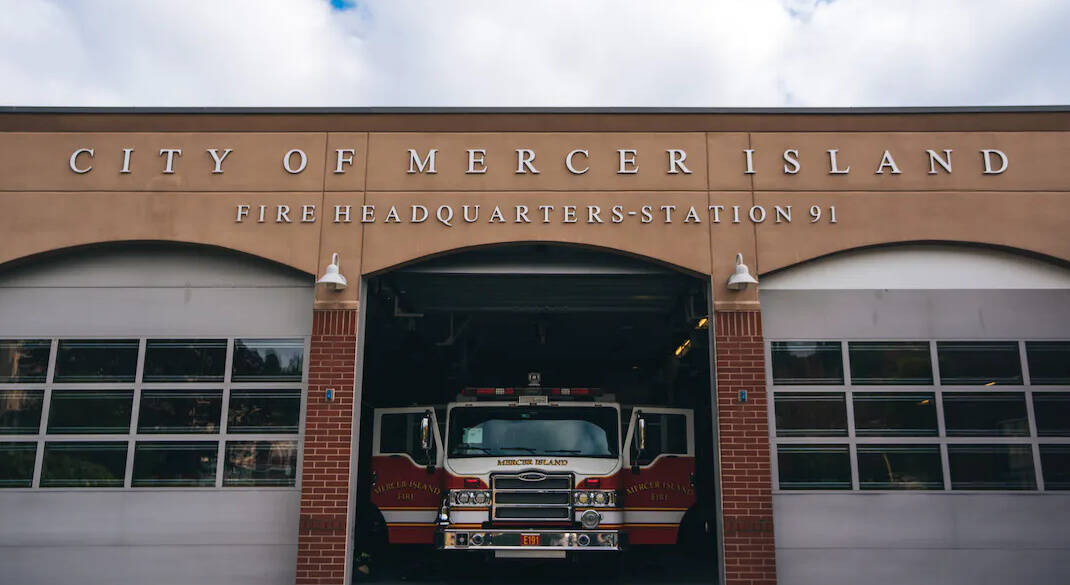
[0,0,1066,106]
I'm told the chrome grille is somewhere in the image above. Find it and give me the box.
[491,472,573,523]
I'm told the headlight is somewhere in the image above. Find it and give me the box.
[574,490,614,507]
[450,490,490,506]
[580,510,601,529]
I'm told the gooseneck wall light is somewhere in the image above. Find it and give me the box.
[316,252,348,291]
[726,253,759,291]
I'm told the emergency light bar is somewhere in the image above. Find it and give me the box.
[466,387,516,396]
[461,387,602,398]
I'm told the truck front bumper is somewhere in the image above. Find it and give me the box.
[438,528,620,551]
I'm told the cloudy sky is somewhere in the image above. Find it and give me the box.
[1,0,1067,107]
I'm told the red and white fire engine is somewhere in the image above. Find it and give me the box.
[369,375,696,558]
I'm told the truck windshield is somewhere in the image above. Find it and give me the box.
[448,406,619,458]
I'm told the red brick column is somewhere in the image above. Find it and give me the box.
[714,310,777,585]
[297,309,359,585]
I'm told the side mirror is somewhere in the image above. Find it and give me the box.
[420,414,432,452]
[420,411,436,473]
[632,413,647,474]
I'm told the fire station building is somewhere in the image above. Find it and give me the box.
[0,107,1068,585]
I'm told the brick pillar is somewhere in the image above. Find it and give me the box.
[714,310,777,585]
[297,309,359,585]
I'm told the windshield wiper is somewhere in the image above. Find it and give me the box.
[452,444,491,454]
[544,449,582,454]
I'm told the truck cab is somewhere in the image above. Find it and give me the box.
[369,385,695,559]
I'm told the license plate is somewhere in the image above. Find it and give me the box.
[521,533,541,546]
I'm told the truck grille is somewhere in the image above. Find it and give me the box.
[491,472,573,523]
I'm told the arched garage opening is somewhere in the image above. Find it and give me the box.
[353,243,719,583]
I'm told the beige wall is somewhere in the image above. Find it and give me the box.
[1,112,1068,310]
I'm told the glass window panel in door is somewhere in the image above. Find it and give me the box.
[0,390,44,434]
[853,392,938,437]
[848,341,933,385]
[777,444,851,490]
[143,339,226,382]
[47,390,133,434]
[943,392,1029,437]
[1026,342,1070,385]
[138,390,222,434]
[774,393,847,437]
[223,440,298,487]
[937,341,1022,385]
[1039,445,1070,490]
[771,342,843,385]
[0,340,51,383]
[0,442,37,488]
[857,445,943,490]
[948,444,1036,490]
[231,339,303,382]
[40,442,128,488]
[227,390,301,433]
[1033,393,1070,437]
[634,412,687,466]
[54,340,139,383]
[133,441,218,487]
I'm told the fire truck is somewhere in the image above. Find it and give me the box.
[368,377,696,559]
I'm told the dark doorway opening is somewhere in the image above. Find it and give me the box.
[354,244,718,584]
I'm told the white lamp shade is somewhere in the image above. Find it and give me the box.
[726,253,758,290]
[316,253,348,290]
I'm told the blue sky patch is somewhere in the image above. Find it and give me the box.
[329,0,356,11]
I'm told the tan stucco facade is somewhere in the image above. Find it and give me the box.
[2,109,1068,310]
[2,108,1069,585]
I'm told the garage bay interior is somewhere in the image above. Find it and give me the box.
[354,244,719,581]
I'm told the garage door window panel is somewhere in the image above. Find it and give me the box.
[0,389,44,434]
[774,393,848,437]
[227,390,301,433]
[47,390,133,434]
[943,392,1029,437]
[1033,393,1070,437]
[143,339,227,383]
[848,342,933,385]
[1026,342,1070,385]
[133,441,218,487]
[772,341,844,385]
[777,444,851,490]
[40,441,128,488]
[0,442,37,488]
[948,444,1036,490]
[857,445,943,490]
[54,340,138,383]
[223,440,298,487]
[853,392,938,437]
[0,340,51,383]
[138,390,222,434]
[937,341,1022,386]
[1039,445,1070,490]
[231,339,303,382]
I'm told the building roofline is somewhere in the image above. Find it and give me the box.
[2,105,1069,115]
[4,106,1069,132]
